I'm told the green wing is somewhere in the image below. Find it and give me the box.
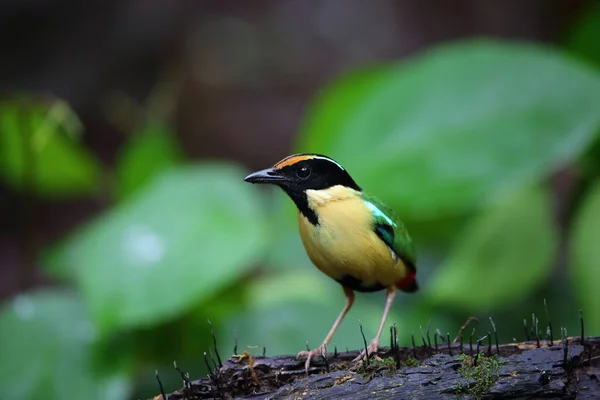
[361,192,417,271]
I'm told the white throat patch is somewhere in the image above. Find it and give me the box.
[306,185,359,207]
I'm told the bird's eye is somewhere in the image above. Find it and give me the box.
[296,165,311,179]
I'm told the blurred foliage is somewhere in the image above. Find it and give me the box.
[566,2,600,67]
[1,8,600,399]
[45,163,267,334]
[426,186,557,311]
[113,123,185,201]
[0,290,131,400]
[299,39,600,220]
[570,181,600,334]
[0,97,101,197]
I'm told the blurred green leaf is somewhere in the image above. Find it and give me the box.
[570,181,600,335]
[566,3,600,68]
[0,97,102,197]
[299,39,600,220]
[222,269,449,355]
[425,186,556,311]
[114,123,184,201]
[44,164,268,333]
[102,280,247,371]
[0,289,131,400]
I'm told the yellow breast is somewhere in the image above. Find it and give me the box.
[297,186,407,291]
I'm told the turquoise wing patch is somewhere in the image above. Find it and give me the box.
[365,201,397,228]
[362,198,417,270]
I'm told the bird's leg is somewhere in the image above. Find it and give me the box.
[352,286,397,364]
[297,286,354,372]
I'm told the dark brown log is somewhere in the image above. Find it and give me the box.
[154,337,600,400]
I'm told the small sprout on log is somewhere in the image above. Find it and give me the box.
[580,309,585,345]
[523,318,530,341]
[489,317,499,354]
[475,335,488,365]
[209,348,218,372]
[530,313,541,348]
[208,319,223,368]
[534,316,540,348]
[262,347,266,357]
[173,361,191,390]
[359,323,370,368]
[419,325,427,347]
[233,329,238,355]
[544,298,553,345]
[155,370,167,400]
[426,319,432,348]
[562,327,569,367]
[436,329,445,343]
[203,352,213,378]
[391,324,401,369]
[411,332,417,358]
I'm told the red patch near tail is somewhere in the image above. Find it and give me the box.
[395,272,418,293]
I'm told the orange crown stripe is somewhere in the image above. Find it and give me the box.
[274,154,317,169]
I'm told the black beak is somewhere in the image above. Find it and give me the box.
[244,167,287,185]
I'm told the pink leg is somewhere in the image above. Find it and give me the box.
[297,286,355,372]
[352,285,397,364]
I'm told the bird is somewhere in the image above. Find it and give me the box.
[244,153,418,371]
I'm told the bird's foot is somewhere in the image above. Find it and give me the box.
[297,343,328,373]
[352,338,381,366]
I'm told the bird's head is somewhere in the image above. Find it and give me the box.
[244,153,360,192]
[244,154,361,224]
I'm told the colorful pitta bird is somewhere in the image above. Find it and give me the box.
[244,153,418,371]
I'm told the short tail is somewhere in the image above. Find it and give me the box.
[395,272,419,293]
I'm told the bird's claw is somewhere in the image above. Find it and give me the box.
[352,339,380,365]
[297,343,328,373]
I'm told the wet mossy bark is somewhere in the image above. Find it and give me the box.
[155,337,599,400]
